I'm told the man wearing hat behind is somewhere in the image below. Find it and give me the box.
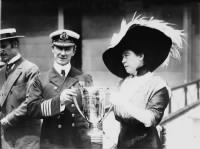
[102,14,184,149]
[0,28,40,149]
[0,61,5,70]
[26,29,93,149]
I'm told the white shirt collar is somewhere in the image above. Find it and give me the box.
[127,71,152,79]
[7,53,21,65]
[0,61,6,66]
[53,62,71,77]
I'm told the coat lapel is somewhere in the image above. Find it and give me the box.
[48,68,64,87]
[63,75,77,89]
[63,67,81,89]
[0,61,23,107]
[48,67,78,90]
[0,67,6,89]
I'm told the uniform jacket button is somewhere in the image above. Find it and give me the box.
[71,104,75,107]
[54,86,58,90]
[58,124,62,128]
[57,115,61,119]
[72,113,75,117]
[72,123,75,127]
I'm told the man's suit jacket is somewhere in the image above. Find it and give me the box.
[27,66,93,149]
[0,58,40,149]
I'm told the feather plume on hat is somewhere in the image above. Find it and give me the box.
[109,13,185,67]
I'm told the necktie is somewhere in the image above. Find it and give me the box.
[5,63,15,78]
[61,70,65,77]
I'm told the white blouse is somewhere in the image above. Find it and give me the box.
[112,72,171,127]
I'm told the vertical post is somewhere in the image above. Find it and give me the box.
[184,87,188,107]
[197,81,200,100]
[58,7,64,29]
[0,0,2,29]
[183,7,192,83]
[168,100,171,114]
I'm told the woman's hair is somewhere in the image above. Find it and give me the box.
[121,41,151,73]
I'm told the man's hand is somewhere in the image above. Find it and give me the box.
[14,102,27,116]
[0,102,28,129]
[60,88,77,105]
[0,117,11,128]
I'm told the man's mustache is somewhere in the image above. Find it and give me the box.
[0,51,7,56]
[59,56,67,59]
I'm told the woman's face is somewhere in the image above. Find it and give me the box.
[122,50,144,75]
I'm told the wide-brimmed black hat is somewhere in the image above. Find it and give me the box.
[0,28,24,41]
[103,15,184,78]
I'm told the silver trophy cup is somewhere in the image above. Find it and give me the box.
[73,87,112,144]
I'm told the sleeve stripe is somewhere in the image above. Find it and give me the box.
[41,101,45,116]
[47,100,51,116]
[41,99,52,116]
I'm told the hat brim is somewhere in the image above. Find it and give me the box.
[103,47,128,78]
[102,25,172,78]
[53,42,75,47]
[0,36,24,41]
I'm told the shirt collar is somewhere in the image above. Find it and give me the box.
[0,61,6,67]
[53,62,71,77]
[7,53,21,65]
[127,71,152,79]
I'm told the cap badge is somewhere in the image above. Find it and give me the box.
[60,32,68,40]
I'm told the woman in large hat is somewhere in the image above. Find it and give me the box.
[102,14,184,149]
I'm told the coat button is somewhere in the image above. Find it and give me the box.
[57,115,61,119]
[58,124,62,128]
[72,113,75,117]
[54,86,58,90]
[72,123,75,127]
[71,104,75,107]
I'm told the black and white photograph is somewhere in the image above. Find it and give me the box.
[0,0,200,149]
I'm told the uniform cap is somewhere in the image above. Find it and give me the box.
[49,29,80,47]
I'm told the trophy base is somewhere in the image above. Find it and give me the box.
[88,127,103,144]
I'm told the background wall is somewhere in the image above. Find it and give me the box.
[81,5,188,88]
[1,0,200,89]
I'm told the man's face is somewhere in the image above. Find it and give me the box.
[0,40,18,62]
[52,45,76,66]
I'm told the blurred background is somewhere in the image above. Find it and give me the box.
[1,0,200,148]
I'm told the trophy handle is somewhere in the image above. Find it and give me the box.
[72,95,114,125]
[72,96,91,123]
[72,96,113,124]
[98,105,113,124]
[72,87,114,125]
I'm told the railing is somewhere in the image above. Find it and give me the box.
[161,79,200,125]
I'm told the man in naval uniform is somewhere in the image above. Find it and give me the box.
[26,29,93,149]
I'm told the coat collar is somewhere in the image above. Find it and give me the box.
[7,53,22,65]
[0,58,24,107]
[48,66,82,89]
[53,62,71,77]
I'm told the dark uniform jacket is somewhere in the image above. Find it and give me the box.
[27,66,93,149]
[0,58,40,149]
